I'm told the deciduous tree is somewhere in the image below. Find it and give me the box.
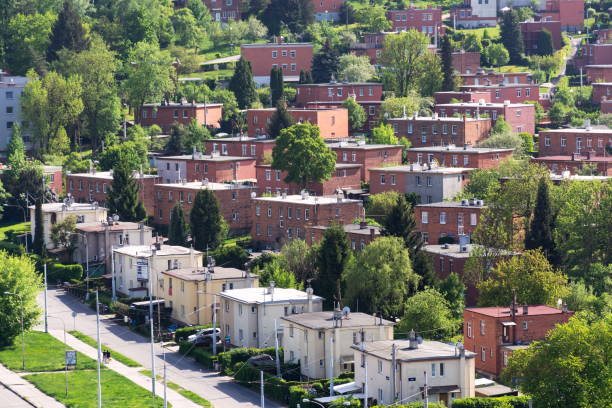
[342,97,366,132]
[261,0,314,35]
[371,123,398,144]
[398,288,457,339]
[337,54,375,83]
[381,30,431,97]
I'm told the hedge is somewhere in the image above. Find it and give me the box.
[451,396,531,408]
[178,342,216,369]
[47,263,83,283]
[217,346,281,374]
[174,325,212,343]
[372,403,446,408]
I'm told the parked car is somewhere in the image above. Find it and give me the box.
[187,328,221,346]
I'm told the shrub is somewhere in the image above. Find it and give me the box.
[451,396,530,408]
[288,385,310,408]
[47,263,83,283]
[217,346,281,373]
[174,325,212,343]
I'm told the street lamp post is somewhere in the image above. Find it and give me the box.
[47,315,69,396]
[69,232,89,299]
[4,291,25,370]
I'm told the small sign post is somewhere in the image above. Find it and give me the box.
[408,377,416,382]
[65,350,77,368]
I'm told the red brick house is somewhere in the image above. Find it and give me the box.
[67,171,161,215]
[294,82,383,106]
[387,115,492,147]
[386,6,444,35]
[203,136,276,164]
[434,102,536,134]
[415,199,486,244]
[153,181,256,234]
[531,153,612,176]
[460,71,533,86]
[138,102,223,132]
[592,82,612,104]
[240,42,314,85]
[202,0,241,22]
[312,0,345,21]
[368,164,472,203]
[433,91,491,105]
[464,305,573,378]
[539,0,584,32]
[601,99,612,114]
[328,141,403,181]
[451,51,482,74]
[538,127,612,156]
[350,32,390,65]
[460,84,540,105]
[574,43,612,68]
[405,146,514,169]
[585,65,612,83]
[247,107,349,139]
[307,222,381,250]
[305,100,382,133]
[255,163,362,196]
[519,20,563,55]
[251,193,364,249]
[43,165,63,195]
[156,154,256,184]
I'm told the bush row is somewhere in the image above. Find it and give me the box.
[218,346,281,374]
[451,396,531,408]
[47,263,83,283]
[178,342,217,369]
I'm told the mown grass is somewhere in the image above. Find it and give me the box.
[455,26,500,40]
[139,370,212,407]
[0,331,98,372]
[68,330,142,368]
[0,221,30,240]
[24,369,170,408]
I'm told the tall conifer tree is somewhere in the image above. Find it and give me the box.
[190,189,225,250]
[229,57,257,109]
[314,224,352,307]
[440,35,455,91]
[168,203,189,246]
[500,10,524,64]
[47,0,90,62]
[107,165,147,222]
[270,67,284,106]
[525,178,555,260]
[267,98,294,138]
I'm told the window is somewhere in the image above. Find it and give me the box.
[431,363,436,377]
[377,360,383,373]
[470,213,477,226]
[481,347,486,362]
[576,137,582,151]
[495,90,500,98]
[281,50,287,57]
[289,325,294,337]
[291,63,296,72]
[561,136,567,147]
[452,155,458,166]
[439,363,444,377]
[287,207,292,219]
[416,175,421,186]
[451,125,458,135]
[526,88,531,97]
[467,322,472,338]
[239,329,244,341]
[368,106,375,115]
[522,321,528,330]
[6,121,13,129]
[335,207,340,217]
[421,211,429,224]
[391,175,396,185]
[516,89,522,97]
[426,176,432,187]
[296,208,302,220]
[378,389,383,403]
[267,206,272,217]
[421,134,427,143]
[304,209,310,220]
[256,223,261,235]
[440,212,446,224]
[290,50,296,58]
[480,320,485,335]
[442,124,448,134]
[275,170,281,181]
[407,123,413,134]
[380,174,386,184]
[173,109,179,119]
[181,305,185,316]
[6,106,13,114]
[544,136,551,146]
[265,169,271,181]
[272,51,277,58]
[183,110,189,118]
[267,225,273,237]
[5,91,14,99]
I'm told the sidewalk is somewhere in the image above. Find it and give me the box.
[46,329,202,408]
[0,363,65,408]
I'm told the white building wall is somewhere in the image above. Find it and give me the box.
[0,74,30,156]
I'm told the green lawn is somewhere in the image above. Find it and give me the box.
[68,331,141,367]
[456,26,500,40]
[25,369,170,408]
[0,331,98,372]
[139,370,211,407]
[180,69,234,80]
[0,221,30,240]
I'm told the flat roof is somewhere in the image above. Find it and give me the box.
[253,194,361,205]
[435,102,532,108]
[539,127,612,134]
[241,42,313,47]
[76,221,152,232]
[113,244,201,258]
[220,287,324,304]
[142,102,222,108]
[354,339,475,361]
[282,311,394,330]
[154,181,255,190]
[416,201,486,209]
[461,83,535,88]
[31,202,108,212]
[592,82,612,86]
[158,154,255,162]
[206,136,275,143]
[388,116,489,122]
[369,164,473,174]
[161,267,254,281]
[308,223,381,236]
[295,82,382,87]
[327,142,402,150]
[585,64,612,68]
[406,146,514,153]
[465,305,567,317]
[423,244,517,258]
[532,155,612,162]
[255,163,362,170]
[249,107,346,112]
[68,171,159,180]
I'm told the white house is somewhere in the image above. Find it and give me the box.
[282,311,394,379]
[219,285,324,349]
[352,333,476,406]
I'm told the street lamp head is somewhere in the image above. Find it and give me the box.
[4,291,15,295]
[302,398,310,403]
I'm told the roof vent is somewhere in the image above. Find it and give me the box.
[408,329,418,349]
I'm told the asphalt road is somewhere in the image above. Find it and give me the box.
[38,288,283,408]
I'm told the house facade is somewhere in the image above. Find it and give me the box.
[415,199,486,244]
[434,102,536,134]
[328,141,403,181]
[0,71,30,156]
[387,6,443,35]
[307,222,381,250]
[519,20,563,55]
[459,84,540,105]
[203,136,276,164]
[538,127,612,156]
[156,154,256,184]
[294,82,383,106]
[138,102,223,132]
[405,146,514,169]
[247,107,349,139]
[240,42,314,84]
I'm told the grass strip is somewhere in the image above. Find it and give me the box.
[0,331,98,372]
[68,330,141,367]
[24,369,170,408]
[139,370,212,407]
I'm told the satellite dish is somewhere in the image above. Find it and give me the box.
[417,336,423,344]
[342,306,351,316]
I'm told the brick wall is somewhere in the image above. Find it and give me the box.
[519,21,563,55]
[295,83,383,106]
[387,117,492,147]
[434,103,536,134]
[592,83,612,104]
[186,158,256,182]
[451,51,481,74]
[538,129,612,156]
[460,85,540,104]
[203,138,275,164]
[433,91,491,105]
[203,0,241,21]
[247,108,349,139]
[405,149,514,169]
[585,66,612,83]
[415,204,484,242]
[387,7,443,34]
[332,145,403,181]
[241,43,313,81]
[255,164,362,196]
[139,104,222,132]
[460,72,532,86]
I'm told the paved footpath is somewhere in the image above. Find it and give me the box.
[41,288,283,408]
[0,363,65,408]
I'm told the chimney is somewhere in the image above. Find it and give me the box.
[306,286,313,312]
[523,305,529,315]
[370,227,376,239]
[408,329,418,349]
[268,280,275,295]
[190,245,195,267]
[359,221,368,229]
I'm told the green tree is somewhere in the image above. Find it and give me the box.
[0,252,43,347]
[343,236,418,317]
[257,258,300,289]
[485,43,510,67]
[311,39,339,83]
[337,54,375,82]
[379,94,432,119]
[267,98,294,138]
[314,224,352,307]
[477,250,569,306]
[536,28,554,56]
[213,245,250,269]
[166,123,187,154]
[271,123,336,189]
[500,10,524,64]
[171,8,206,49]
[99,139,148,172]
[504,315,612,408]
[6,123,26,169]
[261,0,314,35]
[463,33,483,53]
[5,12,55,75]
[32,199,46,256]
[270,66,284,106]
[124,41,174,121]
[55,36,122,152]
[440,34,456,91]
[279,239,318,284]
[342,97,366,132]
[47,0,89,62]
[107,164,147,222]
[525,178,555,259]
[50,215,77,255]
[190,189,226,251]
[366,191,401,224]
[437,272,466,320]
[167,203,188,246]
[371,123,398,144]
[354,5,391,32]
[382,194,419,250]
[398,288,457,340]
[21,71,83,155]
[229,57,257,109]
[299,69,313,84]
[381,30,431,97]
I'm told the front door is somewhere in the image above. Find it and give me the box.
[439,393,449,405]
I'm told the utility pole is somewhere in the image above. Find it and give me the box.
[111,246,117,302]
[329,335,335,396]
[423,371,428,408]
[363,359,368,408]
[579,66,584,87]
[163,346,168,408]
[95,290,102,408]
[212,294,217,355]
[260,369,265,408]
[391,343,396,402]
[274,319,281,377]
[43,264,48,333]
[148,256,156,400]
